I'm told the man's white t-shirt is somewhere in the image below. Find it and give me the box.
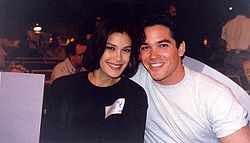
[131,64,248,143]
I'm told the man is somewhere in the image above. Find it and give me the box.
[50,39,87,83]
[131,13,250,143]
[221,4,250,91]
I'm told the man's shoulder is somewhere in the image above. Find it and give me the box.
[187,67,230,92]
[52,59,67,70]
[52,58,74,74]
[123,75,146,90]
[183,56,227,86]
[121,76,148,105]
[131,64,150,82]
[223,17,239,27]
[225,15,249,26]
[187,66,219,82]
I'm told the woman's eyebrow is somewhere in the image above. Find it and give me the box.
[106,43,131,49]
[106,43,116,47]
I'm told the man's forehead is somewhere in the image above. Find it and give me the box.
[144,25,172,37]
[143,26,174,44]
[144,24,173,39]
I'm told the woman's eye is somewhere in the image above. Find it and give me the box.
[106,46,115,50]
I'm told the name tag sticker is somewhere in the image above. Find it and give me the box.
[105,98,125,119]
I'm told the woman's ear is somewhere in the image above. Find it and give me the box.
[178,41,186,57]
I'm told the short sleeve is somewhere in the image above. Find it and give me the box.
[209,88,248,138]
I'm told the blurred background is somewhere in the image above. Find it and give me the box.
[0,0,249,88]
[1,0,249,59]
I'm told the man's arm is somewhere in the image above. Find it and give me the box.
[220,126,250,143]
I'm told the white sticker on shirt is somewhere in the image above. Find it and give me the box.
[105,98,125,119]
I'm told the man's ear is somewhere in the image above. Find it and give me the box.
[178,41,186,57]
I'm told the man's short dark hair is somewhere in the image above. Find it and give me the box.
[83,18,139,77]
[65,38,87,58]
[140,13,184,49]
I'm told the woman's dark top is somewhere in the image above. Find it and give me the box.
[40,71,148,143]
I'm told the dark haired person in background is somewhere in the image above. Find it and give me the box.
[132,13,250,143]
[49,39,87,83]
[40,18,148,143]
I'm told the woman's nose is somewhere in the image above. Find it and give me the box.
[114,51,122,61]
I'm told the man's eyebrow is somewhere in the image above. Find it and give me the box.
[141,39,172,45]
[158,39,172,44]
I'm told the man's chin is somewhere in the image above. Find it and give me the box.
[149,73,163,81]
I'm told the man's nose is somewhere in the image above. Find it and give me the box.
[149,47,158,59]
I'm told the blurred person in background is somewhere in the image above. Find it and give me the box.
[49,38,87,83]
[26,29,50,57]
[0,37,21,71]
[46,34,67,59]
[8,64,29,73]
[221,2,250,91]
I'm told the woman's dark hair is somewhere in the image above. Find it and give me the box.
[83,18,139,77]
[140,13,184,49]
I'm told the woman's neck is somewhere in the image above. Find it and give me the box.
[88,71,121,87]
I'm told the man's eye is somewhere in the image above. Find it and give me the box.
[140,45,149,50]
[160,43,168,48]
[106,46,115,50]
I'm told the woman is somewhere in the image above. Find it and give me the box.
[40,18,148,143]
